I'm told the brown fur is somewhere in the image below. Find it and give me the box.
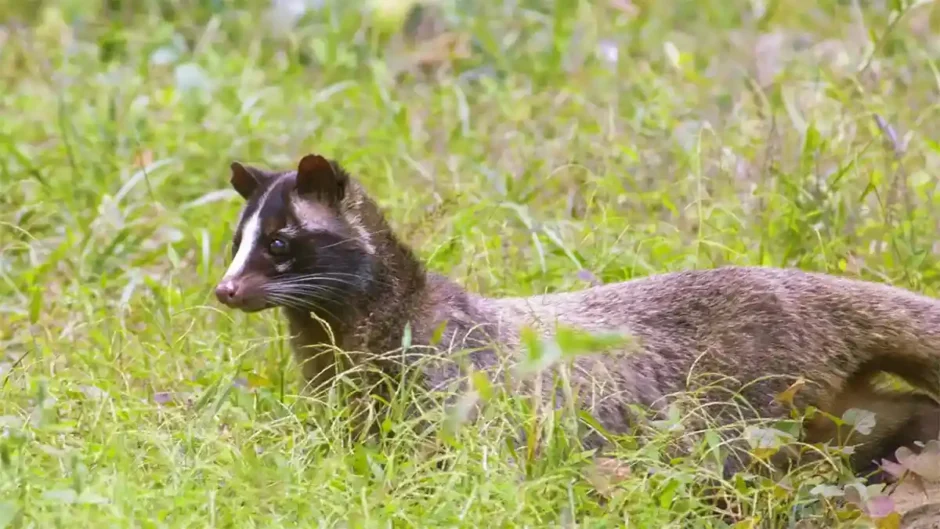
[217,154,940,477]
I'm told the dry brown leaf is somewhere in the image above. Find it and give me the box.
[584,456,631,498]
[774,377,807,407]
[409,31,471,70]
[896,441,940,482]
[134,149,154,168]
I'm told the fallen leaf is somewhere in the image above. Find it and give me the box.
[409,32,471,71]
[843,408,877,436]
[896,441,940,481]
[873,512,901,529]
[744,426,793,459]
[865,495,897,518]
[774,377,807,407]
[810,484,845,498]
[585,457,632,498]
[845,482,869,506]
[595,457,631,481]
[879,458,908,480]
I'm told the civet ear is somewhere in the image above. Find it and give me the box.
[229,162,272,200]
[295,154,348,204]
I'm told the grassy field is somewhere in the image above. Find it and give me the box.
[3,0,940,526]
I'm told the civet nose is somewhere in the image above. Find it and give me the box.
[215,280,240,306]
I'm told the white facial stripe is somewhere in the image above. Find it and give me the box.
[223,173,293,280]
[223,211,261,280]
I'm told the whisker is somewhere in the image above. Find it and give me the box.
[265,293,342,322]
[267,289,336,305]
[266,280,349,293]
[268,283,342,292]
[271,274,393,290]
[272,275,363,287]
[288,279,361,290]
[268,288,346,301]
[264,285,344,298]
[266,278,348,289]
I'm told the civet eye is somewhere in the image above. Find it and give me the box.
[268,237,290,256]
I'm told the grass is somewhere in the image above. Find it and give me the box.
[3,0,940,526]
